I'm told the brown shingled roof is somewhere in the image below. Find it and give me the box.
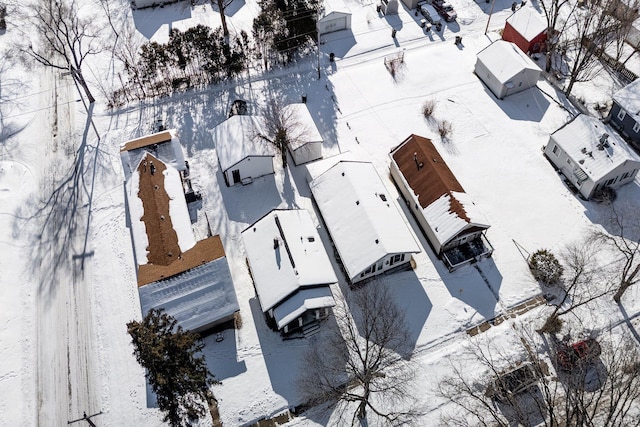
[391,134,470,222]
[121,130,172,152]
[134,153,226,287]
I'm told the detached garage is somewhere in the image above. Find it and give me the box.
[318,0,352,35]
[284,103,324,165]
[475,40,541,99]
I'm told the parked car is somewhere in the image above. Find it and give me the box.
[418,1,441,25]
[432,0,457,22]
[486,363,538,402]
[556,338,601,371]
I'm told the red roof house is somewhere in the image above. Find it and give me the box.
[502,7,547,54]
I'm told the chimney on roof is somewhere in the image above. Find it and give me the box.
[413,152,423,170]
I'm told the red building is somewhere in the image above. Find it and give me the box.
[502,7,547,54]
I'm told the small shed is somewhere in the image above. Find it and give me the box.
[212,115,276,186]
[475,40,541,99]
[544,114,640,199]
[242,209,337,337]
[284,103,324,165]
[390,135,492,270]
[318,0,352,35]
[502,7,547,54]
[609,79,640,145]
[309,161,421,285]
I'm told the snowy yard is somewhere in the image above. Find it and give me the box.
[1,0,640,425]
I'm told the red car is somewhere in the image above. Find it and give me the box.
[556,338,601,371]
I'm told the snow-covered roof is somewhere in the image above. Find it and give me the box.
[551,114,640,182]
[506,7,547,42]
[272,287,335,329]
[120,129,186,180]
[242,209,338,313]
[613,78,640,116]
[423,191,490,247]
[390,135,490,249]
[212,115,275,172]
[309,161,421,279]
[320,0,350,19]
[476,40,540,84]
[282,103,323,150]
[125,153,196,270]
[138,255,239,332]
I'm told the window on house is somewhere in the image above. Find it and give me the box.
[634,122,640,133]
[389,254,404,266]
[618,109,627,121]
[566,158,572,166]
[552,144,558,155]
[605,177,616,186]
[360,264,375,277]
[621,171,630,180]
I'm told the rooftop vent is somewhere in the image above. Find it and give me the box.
[597,133,610,150]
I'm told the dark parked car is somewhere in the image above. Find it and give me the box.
[486,363,538,402]
[556,338,601,371]
[432,0,457,22]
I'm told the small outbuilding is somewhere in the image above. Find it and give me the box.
[309,161,421,285]
[284,103,324,165]
[390,134,492,270]
[242,209,337,337]
[608,79,640,145]
[502,7,547,54]
[212,115,276,186]
[544,114,640,200]
[317,0,352,35]
[475,40,541,99]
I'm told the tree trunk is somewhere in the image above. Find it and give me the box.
[73,69,96,104]
[217,0,229,37]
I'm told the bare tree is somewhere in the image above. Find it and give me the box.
[561,0,629,96]
[538,0,574,72]
[22,0,101,103]
[439,328,640,427]
[590,204,640,303]
[297,282,419,426]
[258,97,310,168]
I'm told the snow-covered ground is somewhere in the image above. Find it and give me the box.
[1,0,640,425]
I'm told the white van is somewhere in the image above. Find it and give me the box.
[418,1,441,25]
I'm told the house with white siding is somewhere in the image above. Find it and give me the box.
[212,115,276,186]
[309,161,421,285]
[390,134,492,270]
[544,114,640,200]
[242,209,337,337]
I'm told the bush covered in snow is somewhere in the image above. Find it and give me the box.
[529,249,564,286]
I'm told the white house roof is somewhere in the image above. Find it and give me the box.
[242,209,338,313]
[477,40,540,84]
[272,287,335,329]
[126,153,196,266]
[120,129,186,180]
[423,191,490,248]
[212,115,275,172]
[283,103,323,151]
[613,78,640,116]
[506,7,547,42]
[138,256,239,332]
[320,0,350,19]
[551,114,640,182]
[309,161,421,279]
